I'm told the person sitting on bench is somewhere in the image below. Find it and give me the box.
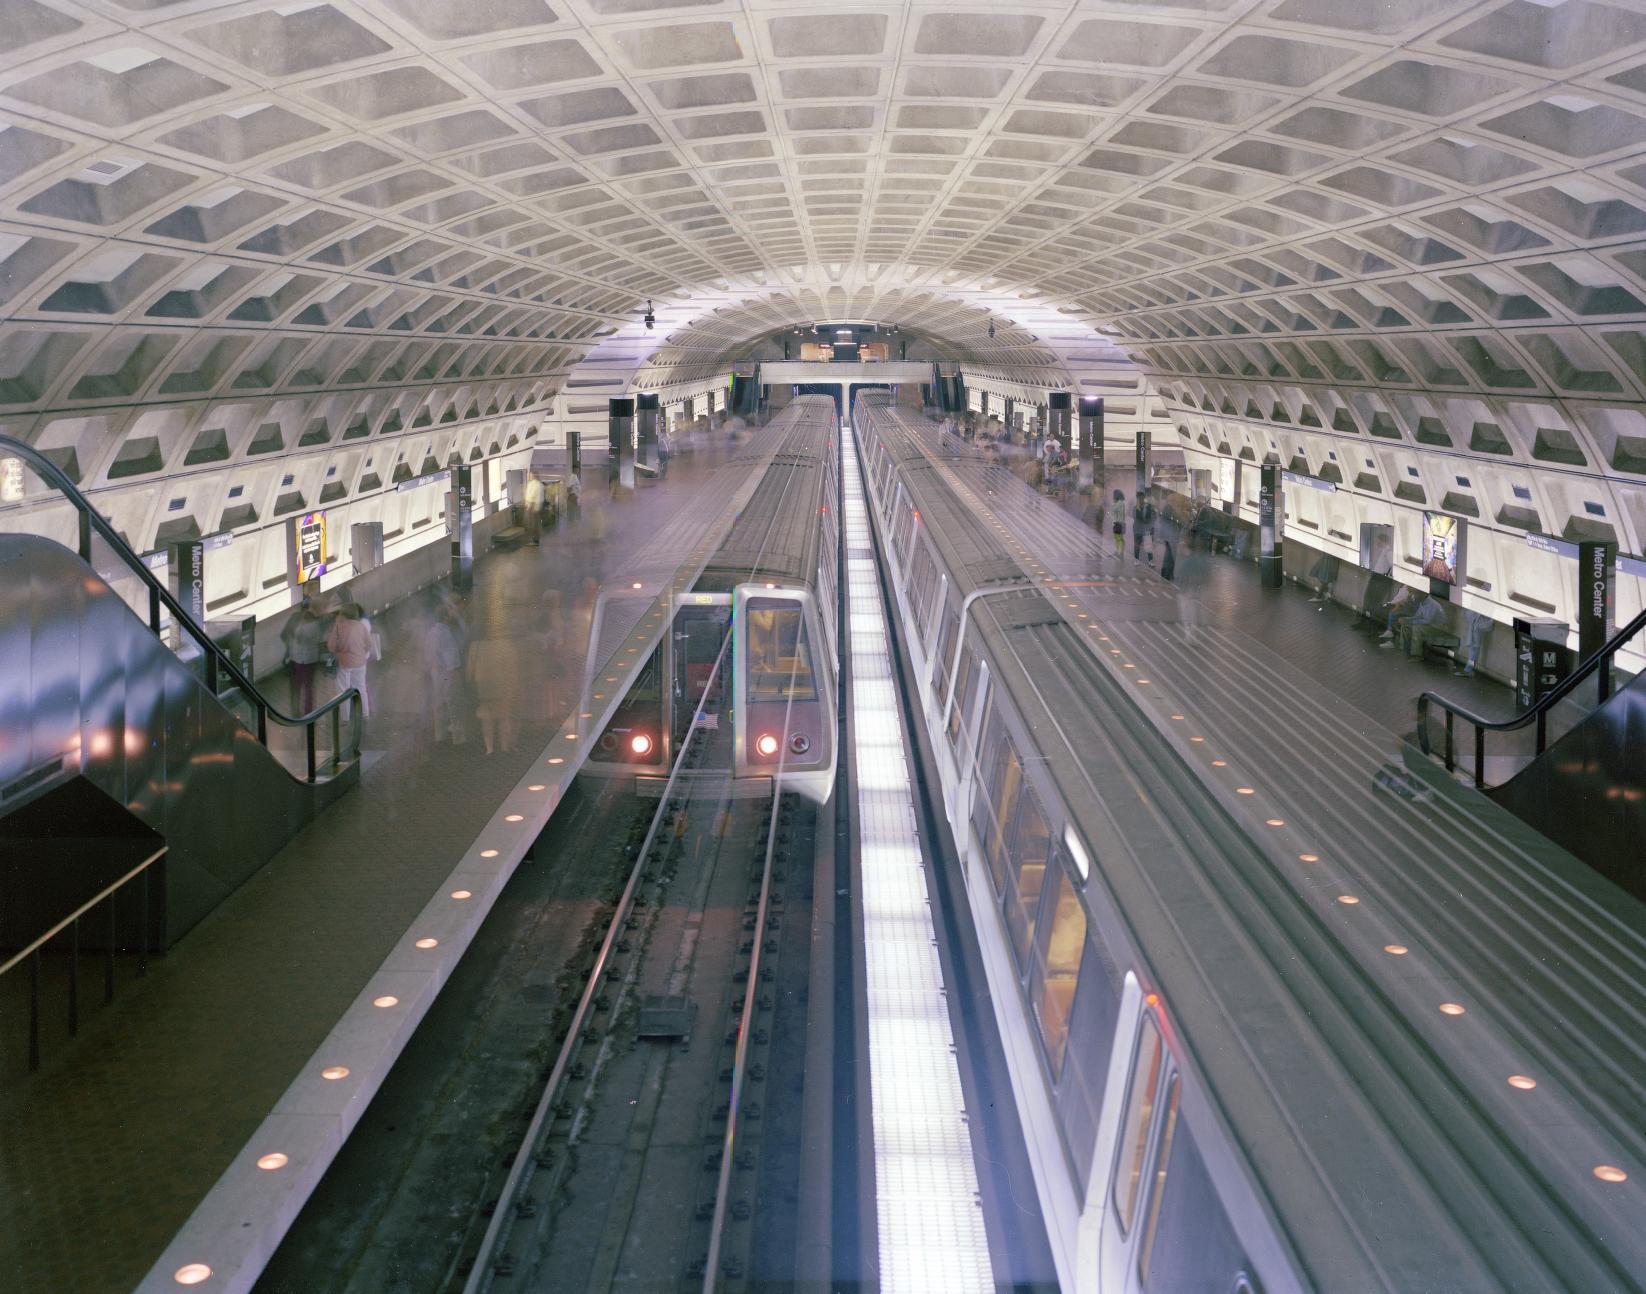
[1397,594,1450,659]
[1378,585,1416,643]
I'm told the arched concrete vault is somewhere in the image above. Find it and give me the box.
[3,1,1646,615]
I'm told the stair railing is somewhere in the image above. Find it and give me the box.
[0,435,360,781]
[1417,604,1646,789]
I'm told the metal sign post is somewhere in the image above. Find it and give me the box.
[450,465,473,591]
[1259,463,1282,589]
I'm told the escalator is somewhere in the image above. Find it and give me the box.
[0,438,361,948]
[1486,668,1645,896]
[1419,607,1646,898]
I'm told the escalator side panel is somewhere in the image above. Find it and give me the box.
[1488,670,1646,896]
[1,534,356,943]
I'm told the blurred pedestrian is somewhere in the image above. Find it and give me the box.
[280,597,324,713]
[327,603,373,719]
[423,605,464,743]
[469,631,521,755]
[1111,488,1126,555]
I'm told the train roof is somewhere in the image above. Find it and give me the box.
[695,396,836,590]
[853,392,1646,1292]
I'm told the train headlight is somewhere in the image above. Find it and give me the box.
[630,733,653,756]
[756,733,779,758]
[790,733,811,756]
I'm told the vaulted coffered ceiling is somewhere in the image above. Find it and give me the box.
[8,0,1646,505]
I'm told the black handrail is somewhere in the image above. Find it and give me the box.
[0,434,360,781]
[1417,603,1646,789]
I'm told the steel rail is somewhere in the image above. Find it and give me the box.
[464,401,835,1291]
[461,624,737,1294]
[699,668,801,1291]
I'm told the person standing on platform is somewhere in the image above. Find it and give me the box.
[1456,608,1491,677]
[1111,488,1127,555]
[281,597,324,713]
[1307,552,1339,610]
[423,605,464,744]
[1132,491,1157,561]
[1155,491,1179,580]
[327,603,373,719]
[469,626,521,756]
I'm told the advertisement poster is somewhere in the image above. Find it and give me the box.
[1421,512,1460,585]
[295,510,327,583]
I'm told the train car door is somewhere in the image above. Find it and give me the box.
[671,592,731,748]
[1098,1002,1181,1293]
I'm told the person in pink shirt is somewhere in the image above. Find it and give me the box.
[327,603,373,719]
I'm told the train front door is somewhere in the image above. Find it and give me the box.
[671,598,732,748]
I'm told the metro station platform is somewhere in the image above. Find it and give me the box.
[0,440,745,1294]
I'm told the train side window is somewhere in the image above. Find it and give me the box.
[1138,1076,1181,1279]
[1111,1014,1166,1235]
[1140,1102,1250,1292]
[982,729,1023,900]
[948,648,979,747]
[1029,861,1086,1078]
[932,608,959,706]
[1056,933,1123,1192]
[1004,787,1051,969]
[969,703,1001,848]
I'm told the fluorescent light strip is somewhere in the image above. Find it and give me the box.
[843,427,994,1293]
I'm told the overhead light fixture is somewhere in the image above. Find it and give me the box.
[987,319,995,339]
[643,300,655,330]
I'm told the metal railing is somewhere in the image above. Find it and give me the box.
[0,845,166,1071]
[0,435,360,781]
[1418,604,1646,789]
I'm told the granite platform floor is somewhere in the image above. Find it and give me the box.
[0,437,745,1294]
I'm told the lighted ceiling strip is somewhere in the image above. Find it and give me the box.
[843,427,994,1293]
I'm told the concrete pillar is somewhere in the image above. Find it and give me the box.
[636,391,660,471]
[608,397,634,490]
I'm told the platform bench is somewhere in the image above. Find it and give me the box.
[491,526,527,550]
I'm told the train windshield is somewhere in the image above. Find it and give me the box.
[745,602,817,702]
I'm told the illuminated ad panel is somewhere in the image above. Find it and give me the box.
[1421,512,1462,586]
[295,510,327,584]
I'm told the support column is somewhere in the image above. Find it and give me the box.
[1047,391,1072,457]
[1077,395,1104,494]
[168,537,205,629]
[449,465,474,591]
[608,397,635,490]
[1578,539,1617,700]
[1259,463,1282,589]
[636,391,660,472]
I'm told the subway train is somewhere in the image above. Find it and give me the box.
[583,396,840,802]
[850,391,1646,1293]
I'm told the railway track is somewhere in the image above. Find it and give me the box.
[462,644,817,1293]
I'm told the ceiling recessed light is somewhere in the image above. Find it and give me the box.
[256,1153,288,1171]
[321,1065,350,1081]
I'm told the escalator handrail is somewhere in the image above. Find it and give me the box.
[1417,602,1646,749]
[0,433,361,776]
